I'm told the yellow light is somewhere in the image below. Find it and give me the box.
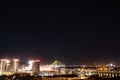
[6,60,10,64]
[100,68,103,71]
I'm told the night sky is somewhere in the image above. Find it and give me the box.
[0,1,120,64]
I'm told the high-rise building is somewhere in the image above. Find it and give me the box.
[0,59,10,72]
[31,60,40,73]
[13,59,19,72]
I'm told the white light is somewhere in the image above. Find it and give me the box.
[13,59,19,61]
[110,63,113,66]
[24,61,33,71]
[6,60,10,64]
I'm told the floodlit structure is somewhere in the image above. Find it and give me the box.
[40,65,53,72]
[32,60,40,73]
[51,60,65,67]
[40,60,66,76]
[0,59,10,72]
[24,60,40,75]
[13,59,19,72]
[51,60,65,74]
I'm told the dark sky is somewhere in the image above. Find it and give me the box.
[0,1,120,64]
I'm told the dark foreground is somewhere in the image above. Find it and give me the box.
[0,74,120,80]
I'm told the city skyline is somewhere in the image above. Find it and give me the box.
[0,1,120,64]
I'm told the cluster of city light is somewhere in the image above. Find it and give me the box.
[0,58,118,78]
[24,60,34,71]
[0,59,20,75]
[0,58,41,76]
[23,60,40,71]
[40,65,53,71]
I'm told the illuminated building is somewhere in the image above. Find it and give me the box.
[13,59,19,72]
[31,60,40,73]
[24,60,40,75]
[0,59,10,72]
[40,65,54,76]
[40,65,53,72]
[51,60,65,74]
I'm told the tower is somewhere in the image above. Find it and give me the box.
[13,59,19,72]
[0,59,10,72]
[31,60,40,73]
